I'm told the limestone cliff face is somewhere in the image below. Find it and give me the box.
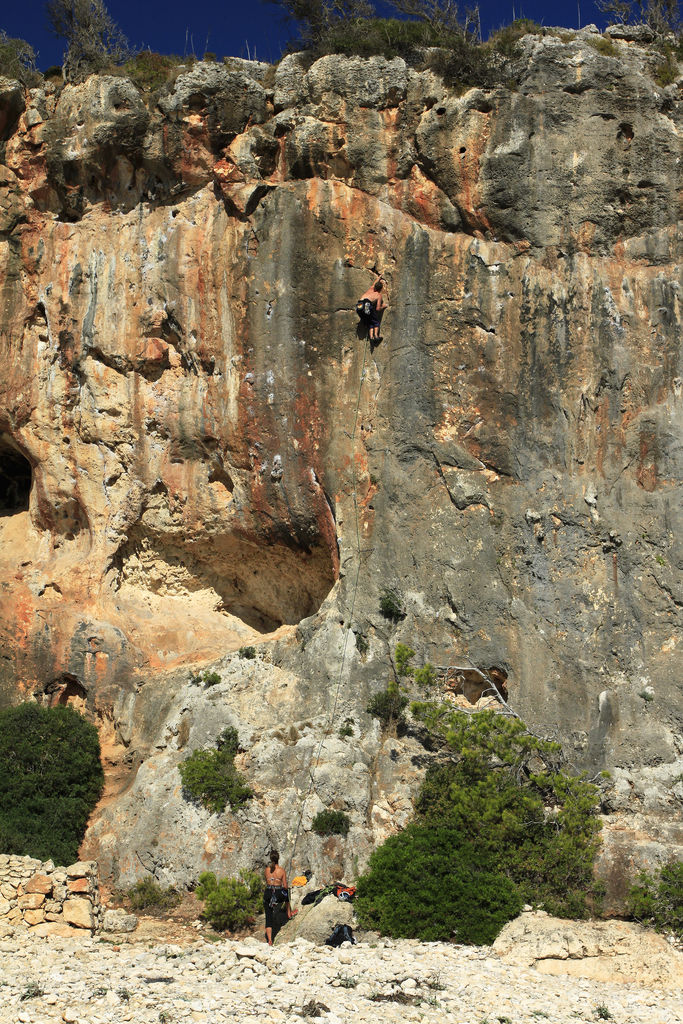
[0,31,681,900]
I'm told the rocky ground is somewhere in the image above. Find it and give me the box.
[0,911,681,1024]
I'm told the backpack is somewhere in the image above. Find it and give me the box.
[325,923,356,947]
[335,885,356,902]
[356,298,373,319]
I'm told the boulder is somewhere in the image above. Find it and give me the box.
[605,23,655,42]
[67,878,91,894]
[275,895,355,946]
[493,911,682,988]
[102,908,138,933]
[158,63,268,142]
[23,908,45,925]
[306,54,409,109]
[28,921,84,938]
[0,77,24,140]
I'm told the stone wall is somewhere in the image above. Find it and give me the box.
[0,855,101,937]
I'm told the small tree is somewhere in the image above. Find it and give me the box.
[311,809,351,836]
[367,678,409,732]
[0,30,37,83]
[597,0,682,33]
[266,0,375,48]
[387,0,464,36]
[410,708,604,917]
[46,0,135,81]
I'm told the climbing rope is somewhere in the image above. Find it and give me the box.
[286,333,369,878]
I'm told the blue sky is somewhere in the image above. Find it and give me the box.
[4,0,609,71]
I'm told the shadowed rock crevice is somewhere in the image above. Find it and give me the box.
[0,433,32,515]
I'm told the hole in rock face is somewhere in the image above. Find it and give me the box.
[0,434,32,516]
[43,673,88,710]
[445,665,509,704]
[115,524,336,634]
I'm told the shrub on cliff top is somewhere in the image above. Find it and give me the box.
[122,51,187,92]
[0,30,39,84]
[0,702,104,865]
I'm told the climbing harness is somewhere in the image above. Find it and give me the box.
[287,334,370,879]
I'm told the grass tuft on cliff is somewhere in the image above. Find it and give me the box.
[0,702,104,865]
[121,51,189,92]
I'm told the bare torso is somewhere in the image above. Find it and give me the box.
[360,286,387,310]
[265,865,286,888]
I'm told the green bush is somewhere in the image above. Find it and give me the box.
[490,17,543,57]
[189,669,222,688]
[653,47,679,87]
[354,632,369,656]
[379,589,405,622]
[123,51,184,91]
[394,643,436,691]
[202,672,222,689]
[195,869,263,931]
[587,36,617,57]
[178,729,251,815]
[367,680,409,732]
[313,16,460,60]
[356,823,523,943]
[126,877,181,912]
[425,33,505,92]
[629,861,683,937]
[238,646,257,660]
[0,703,104,865]
[410,710,603,918]
[306,15,507,94]
[312,809,351,836]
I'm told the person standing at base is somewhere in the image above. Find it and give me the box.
[264,849,295,945]
[359,277,388,342]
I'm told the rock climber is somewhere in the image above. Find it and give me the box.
[264,848,296,945]
[359,277,388,343]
